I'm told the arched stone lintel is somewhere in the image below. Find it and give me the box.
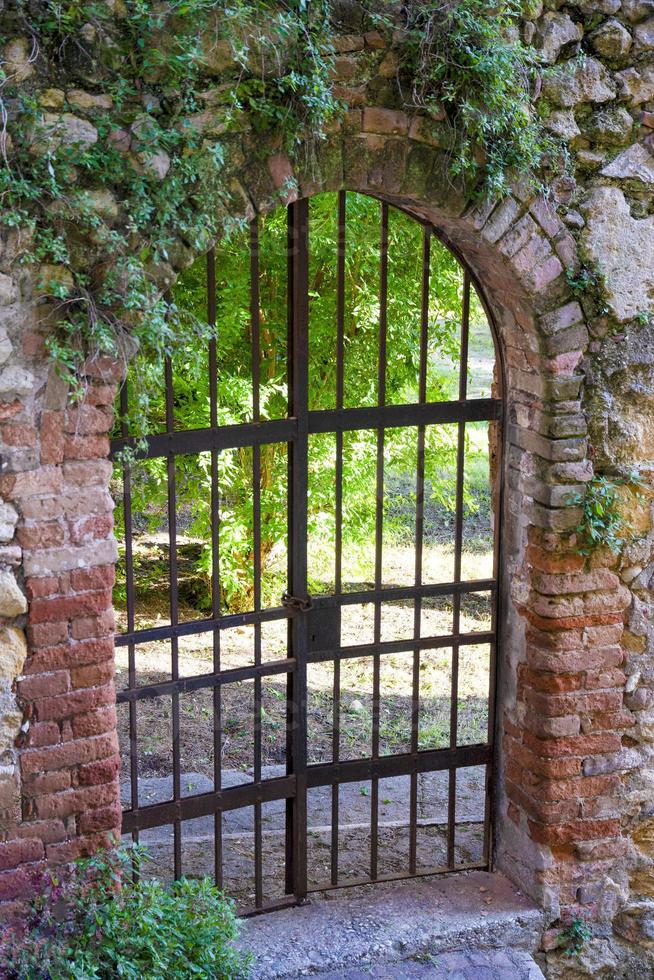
[0,109,635,934]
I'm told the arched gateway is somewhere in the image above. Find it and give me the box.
[111,192,503,912]
[4,7,654,970]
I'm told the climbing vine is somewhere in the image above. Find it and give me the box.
[0,0,553,432]
[390,0,557,199]
[568,473,645,555]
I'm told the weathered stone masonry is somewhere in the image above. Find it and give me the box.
[1,3,654,975]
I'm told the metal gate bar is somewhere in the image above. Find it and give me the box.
[113,190,502,914]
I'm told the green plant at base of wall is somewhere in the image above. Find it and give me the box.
[0,845,251,979]
[557,916,592,957]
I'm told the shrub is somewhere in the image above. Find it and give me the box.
[0,846,250,980]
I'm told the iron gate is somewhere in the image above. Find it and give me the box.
[112,192,503,914]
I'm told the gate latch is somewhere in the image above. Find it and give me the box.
[281,592,313,612]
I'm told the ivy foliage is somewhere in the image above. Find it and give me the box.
[0,0,552,429]
[1,0,340,408]
[568,473,645,555]
[389,0,557,199]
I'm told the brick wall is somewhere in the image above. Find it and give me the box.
[0,358,121,905]
[1,4,654,971]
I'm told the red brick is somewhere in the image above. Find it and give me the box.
[526,626,585,651]
[525,714,581,739]
[78,801,122,834]
[583,588,631,616]
[584,668,626,690]
[504,736,583,778]
[526,689,623,718]
[528,818,620,845]
[580,710,635,733]
[25,636,114,674]
[85,384,117,407]
[0,422,38,447]
[0,867,35,901]
[39,411,65,465]
[527,644,624,674]
[71,705,117,739]
[0,466,63,499]
[46,830,116,864]
[526,610,623,632]
[506,779,579,824]
[26,621,69,649]
[82,356,124,382]
[35,780,118,820]
[65,405,113,435]
[26,722,61,748]
[16,819,67,844]
[0,400,22,420]
[17,521,66,550]
[25,576,60,600]
[529,774,620,803]
[18,671,70,701]
[23,769,71,796]
[526,544,586,573]
[70,660,115,689]
[523,731,622,758]
[29,589,113,624]
[362,106,410,135]
[519,666,582,693]
[534,569,620,595]
[581,796,621,820]
[76,754,120,787]
[34,682,115,722]
[71,608,115,640]
[69,514,113,545]
[64,434,110,461]
[584,624,624,647]
[0,838,44,871]
[62,459,113,487]
[22,329,46,359]
[20,731,118,776]
[70,565,115,592]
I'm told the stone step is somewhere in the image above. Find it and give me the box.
[317,948,545,978]
[239,870,547,979]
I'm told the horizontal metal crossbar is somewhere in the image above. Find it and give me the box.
[121,744,489,833]
[306,744,491,788]
[116,658,296,704]
[307,860,487,896]
[115,630,493,702]
[114,605,289,647]
[110,398,501,461]
[312,578,496,608]
[115,578,495,648]
[110,417,296,461]
[308,398,501,434]
[307,630,495,663]
[122,773,297,833]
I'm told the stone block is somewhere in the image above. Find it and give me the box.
[0,628,27,681]
[0,570,26,618]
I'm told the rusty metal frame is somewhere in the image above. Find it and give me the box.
[112,191,503,914]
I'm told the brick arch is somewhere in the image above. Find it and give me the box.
[0,110,632,930]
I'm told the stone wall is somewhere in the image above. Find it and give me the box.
[0,3,654,975]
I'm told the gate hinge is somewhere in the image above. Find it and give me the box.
[281,592,313,612]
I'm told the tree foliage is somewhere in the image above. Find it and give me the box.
[119,191,494,610]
